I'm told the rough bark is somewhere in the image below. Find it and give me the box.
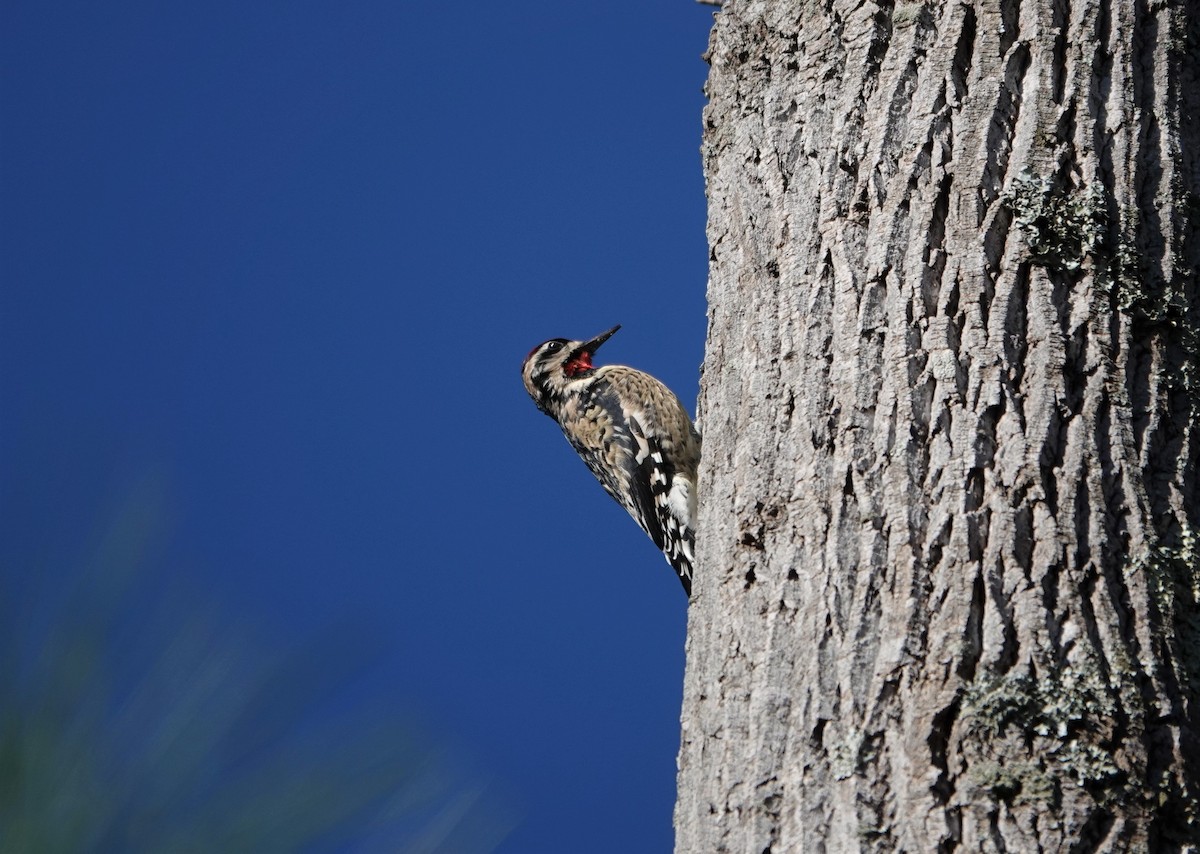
[677,0,1200,850]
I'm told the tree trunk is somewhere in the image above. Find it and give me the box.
[677,0,1200,850]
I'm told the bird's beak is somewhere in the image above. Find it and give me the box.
[579,325,620,355]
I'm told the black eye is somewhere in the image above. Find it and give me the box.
[545,341,563,353]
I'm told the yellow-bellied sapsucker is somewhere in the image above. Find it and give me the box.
[521,325,700,595]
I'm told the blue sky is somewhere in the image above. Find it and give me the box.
[2,2,712,851]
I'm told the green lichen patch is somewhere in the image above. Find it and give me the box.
[1005,172,1200,396]
[967,759,1058,806]
[892,3,926,27]
[961,663,1116,744]
[1130,523,1200,699]
[959,661,1124,799]
[1003,172,1106,273]
[1135,523,1200,607]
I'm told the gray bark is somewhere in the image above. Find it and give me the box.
[677,0,1200,850]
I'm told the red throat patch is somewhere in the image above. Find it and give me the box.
[563,351,593,377]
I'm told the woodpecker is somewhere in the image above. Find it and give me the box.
[521,325,700,595]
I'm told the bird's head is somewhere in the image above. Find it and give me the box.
[522,325,621,418]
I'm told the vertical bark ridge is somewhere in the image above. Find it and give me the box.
[678,0,1200,850]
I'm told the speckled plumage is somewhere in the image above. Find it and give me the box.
[522,326,700,595]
